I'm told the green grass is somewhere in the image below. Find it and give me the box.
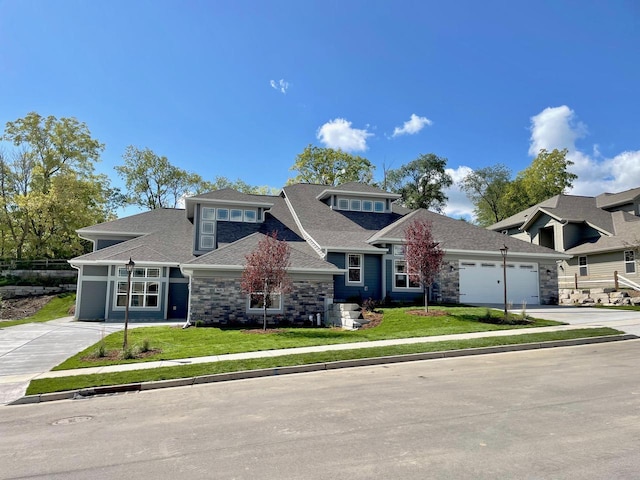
[0,294,76,328]
[26,327,623,395]
[54,306,560,370]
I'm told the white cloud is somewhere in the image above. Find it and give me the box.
[443,166,475,220]
[528,105,587,156]
[392,113,433,137]
[269,79,289,94]
[529,105,640,196]
[316,118,373,152]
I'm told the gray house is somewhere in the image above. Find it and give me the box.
[71,182,565,324]
[488,187,640,291]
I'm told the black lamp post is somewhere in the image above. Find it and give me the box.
[123,257,135,349]
[499,245,508,319]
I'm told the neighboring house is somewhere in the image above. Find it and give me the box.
[487,187,640,291]
[70,182,565,324]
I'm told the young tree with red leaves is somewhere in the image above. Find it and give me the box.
[404,218,445,312]
[240,232,292,330]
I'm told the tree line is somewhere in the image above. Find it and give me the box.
[0,112,577,260]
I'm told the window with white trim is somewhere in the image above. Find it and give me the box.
[244,210,257,222]
[362,200,373,211]
[230,209,243,221]
[346,253,363,284]
[624,250,636,274]
[374,201,385,212]
[337,198,349,210]
[393,244,405,256]
[579,256,588,276]
[217,208,229,220]
[248,292,282,312]
[350,199,361,211]
[116,267,161,309]
[200,207,216,250]
[394,260,420,289]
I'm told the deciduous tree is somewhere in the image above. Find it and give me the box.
[404,218,445,312]
[387,154,453,212]
[0,113,118,259]
[240,232,292,330]
[287,145,374,186]
[460,164,512,226]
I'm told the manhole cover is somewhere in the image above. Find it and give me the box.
[51,416,93,426]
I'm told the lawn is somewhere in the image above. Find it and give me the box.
[55,306,561,370]
[0,294,76,329]
[27,327,622,395]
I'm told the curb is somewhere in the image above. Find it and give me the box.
[9,334,638,405]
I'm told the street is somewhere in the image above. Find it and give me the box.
[1,340,639,479]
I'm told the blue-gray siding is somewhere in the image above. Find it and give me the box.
[327,252,382,301]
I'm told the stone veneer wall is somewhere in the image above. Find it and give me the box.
[189,277,334,325]
[538,260,559,305]
[437,261,459,304]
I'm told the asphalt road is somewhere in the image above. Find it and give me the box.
[1,340,639,480]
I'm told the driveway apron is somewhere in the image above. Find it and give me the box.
[0,318,123,405]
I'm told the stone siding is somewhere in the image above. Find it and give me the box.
[538,261,559,305]
[437,261,459,304]
[189,276,333,325]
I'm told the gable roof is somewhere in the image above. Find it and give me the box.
[370,209,563,257]
[566,211,640,255]
[282,183,404,253]
[72,209,196,265]
[489,194,615,234]
[184,188,277,218]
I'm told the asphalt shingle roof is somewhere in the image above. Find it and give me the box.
[72,209,196,264]
[370,209,559,255]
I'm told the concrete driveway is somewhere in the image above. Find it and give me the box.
[522,305,640,336]
[0,317,179,405]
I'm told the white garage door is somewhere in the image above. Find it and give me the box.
[458,260,540,305]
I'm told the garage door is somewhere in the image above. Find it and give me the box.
[458,260,540,305]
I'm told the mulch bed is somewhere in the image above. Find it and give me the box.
[81,348,162,362]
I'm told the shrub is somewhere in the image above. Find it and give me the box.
[362,297,377,312]
[139,338,151,353]
[95,342,107,358]
[121,346,136,360]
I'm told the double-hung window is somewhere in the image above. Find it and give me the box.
[394,260,420,289]
[116,267,161,309]
[578,256,588,276]
[625,250,636,274]
[347,254,363,284]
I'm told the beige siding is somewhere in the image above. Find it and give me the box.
[560,250,640,289]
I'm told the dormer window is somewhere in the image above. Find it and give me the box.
[244,210,257,222]
[335,197,387,213]
[217,209,229,221]
[230,209,243,221]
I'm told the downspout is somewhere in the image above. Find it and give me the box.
[180,267,193,329]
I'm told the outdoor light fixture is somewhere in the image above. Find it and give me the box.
[499,245,508,318]
[123,257,135,349]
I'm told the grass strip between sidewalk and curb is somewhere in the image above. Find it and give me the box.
[24,327,624,397]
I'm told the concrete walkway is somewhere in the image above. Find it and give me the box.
[2,306,640,405]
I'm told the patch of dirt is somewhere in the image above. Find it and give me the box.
[0,295,57,321]
[406,309,449,317]
[81,348,162,362]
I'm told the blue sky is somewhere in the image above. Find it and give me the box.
[1,0,639,219]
